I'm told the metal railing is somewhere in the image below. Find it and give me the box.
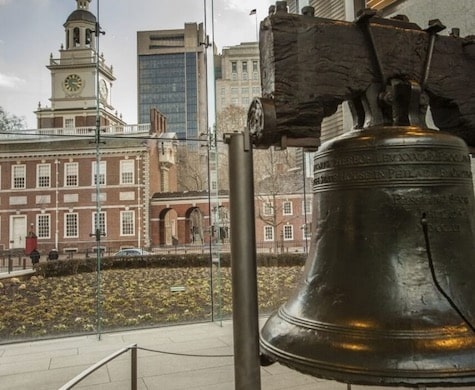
[0,252,28,274]
[58,344,137,390]
[58,343,235,389]
[0,124,151,140]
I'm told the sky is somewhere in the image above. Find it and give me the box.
[0,0,273,128]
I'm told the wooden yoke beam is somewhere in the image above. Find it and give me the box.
[248,6,475,149]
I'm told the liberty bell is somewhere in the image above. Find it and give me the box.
[248,4,475,387]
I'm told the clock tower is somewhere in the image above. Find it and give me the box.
[36,0,125,129]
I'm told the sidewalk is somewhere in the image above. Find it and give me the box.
[0,269,36,280]
[1,319,475,390]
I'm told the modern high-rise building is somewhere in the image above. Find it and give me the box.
[137,24,208,141]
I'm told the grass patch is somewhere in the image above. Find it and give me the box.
[0,265,303,342]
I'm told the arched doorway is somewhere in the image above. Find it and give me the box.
[188,208,204,245]
[159,208,178,246]
[217,205,230,243]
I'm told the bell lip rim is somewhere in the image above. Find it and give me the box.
[259,341,475,387]
[260,309,475,382]
[260,334,475,385]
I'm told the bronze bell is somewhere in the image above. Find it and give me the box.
[253,9,475,387]
[257,79,475,386]
[260,123,475,386]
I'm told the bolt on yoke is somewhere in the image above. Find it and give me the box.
[247,2,475,150]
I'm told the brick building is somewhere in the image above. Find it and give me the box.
[1,0,314,257]
[150,175,312,253]
[0,122,174,255]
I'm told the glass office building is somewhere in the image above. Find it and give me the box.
[137,24,206,141]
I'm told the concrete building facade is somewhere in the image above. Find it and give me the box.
[215,42,261,114]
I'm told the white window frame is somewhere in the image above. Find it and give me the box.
[120,210,135,236]
[37,214,51,239]
[263,202,273,216]
[92,161,106,185]
[264,225,274,241]
[64,162,79,187]
[302,198,312,215]
[64,117,75,128]
[65,212,79,238]
[282,200,293,216]
[12,164,26,189]
[283,224,294,241]
[120,160,135,185]
[36,163,51,188]
[93,211,107,236]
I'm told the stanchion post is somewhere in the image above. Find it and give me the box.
[131,344,137,390]
[224,130,261,390]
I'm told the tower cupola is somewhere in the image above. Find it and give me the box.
[63,0,96,50]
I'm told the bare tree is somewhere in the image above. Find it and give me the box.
[174,105,247,192]
[216,105,247,136]
[176,143,208,191]
[216,105,248,191]
[216,104,306,250]
[0,107,26,132]
[254,147,302,252]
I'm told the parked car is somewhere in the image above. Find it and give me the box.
[113,248,152,257]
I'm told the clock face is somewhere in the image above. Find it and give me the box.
[64,74,83,93]
[99,79,108,100]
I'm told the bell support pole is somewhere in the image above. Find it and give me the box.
[224,129,261,390]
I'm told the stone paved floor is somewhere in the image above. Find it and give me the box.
[1,319,475,389]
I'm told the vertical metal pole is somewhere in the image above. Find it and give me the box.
[131,345,137,390]
[94,0,105,341]
[225,131,261,390]
[302,152,309,254]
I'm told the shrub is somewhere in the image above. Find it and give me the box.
[35,253,306,278]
